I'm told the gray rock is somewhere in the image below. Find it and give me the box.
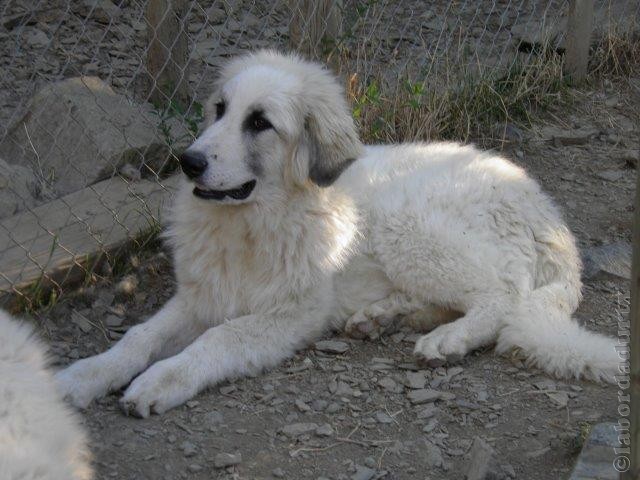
[281,422,319,437]
[405,371,426,389]
[540,126,598,146]
[351,465,376,480]
[375,411,394,424]
[104,314,123,328]
[77,0,121,23]
[272,468,285,478]
[203,410,224,427]
[424,439,446,469]
[582,242,631,280]
[315,340,350,354]
[0,77,170,196]
[213,452,241,468]
[596,170,625,182]
[408,389,443,404]
[180,441,197,457]
[315,424,334,437]
[465,437,506,480]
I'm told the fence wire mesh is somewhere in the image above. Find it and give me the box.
[0,0,638,308]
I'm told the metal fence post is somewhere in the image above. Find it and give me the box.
[145,0,190,108]
[564,0,595,82]
[288,0,342,59]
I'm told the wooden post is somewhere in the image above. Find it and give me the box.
[624,168,640,479]
[145,0,190,108]
[288,0,342,60]
[564,0,594,82]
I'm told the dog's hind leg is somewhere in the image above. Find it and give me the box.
[345,292,459,339]
[55,296,207,409]
[413,296,511,366]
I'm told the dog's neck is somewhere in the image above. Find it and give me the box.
[168,180,360,276]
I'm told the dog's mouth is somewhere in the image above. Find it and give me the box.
[193,180,257,201]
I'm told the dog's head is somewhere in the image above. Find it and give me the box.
[180,50,363,204]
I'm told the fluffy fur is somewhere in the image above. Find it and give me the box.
[56,50,618,417]
[0,310,92,479]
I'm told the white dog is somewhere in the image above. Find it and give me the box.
[0,310,92,479]
[56,50,617,418]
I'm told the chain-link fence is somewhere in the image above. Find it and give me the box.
[0,0,638,309]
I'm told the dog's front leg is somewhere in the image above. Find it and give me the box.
[56,296,205,408]
[121,311,324,417]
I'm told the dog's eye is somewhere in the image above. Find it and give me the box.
[215,101,225,119]
[246,111,273,133]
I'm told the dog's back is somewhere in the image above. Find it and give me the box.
[0,310,92,480]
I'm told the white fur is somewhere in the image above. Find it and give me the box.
[0,310,92,479]
[56,51,618,417]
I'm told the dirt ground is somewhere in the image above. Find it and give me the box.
[20,75,636,480]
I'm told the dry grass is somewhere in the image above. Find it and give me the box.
[340,25,639,148]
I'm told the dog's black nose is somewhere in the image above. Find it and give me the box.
[180,151,208,179]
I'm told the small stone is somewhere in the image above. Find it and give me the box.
[315,340,350,354]
[203,410,224,427]
[272,468,285,478]
[326,402,340,414]
[312,399,328,411]
[213,452,241,468]
[408,389,442,404]
[375,411,394,424]
[424,439,446,469]
[465,437,505,480]
[405,371,426,389]
[187,464,202,473]
[351,465,376,480]
[596,170,625,182]
[71,310,93,333]
[295,399,311,412]
[377,376,398,391]
[119,163,141,181]
[104,314,124,328]
[417,405,439,419]
[315,424,334,437]
[546,391,569,408]
[180,441,197,457]
[281,423,318,437]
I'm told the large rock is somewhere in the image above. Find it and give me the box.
[0,158,39,218]
[0,77,171,196]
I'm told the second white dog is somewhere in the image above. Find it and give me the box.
[57,51,618,417]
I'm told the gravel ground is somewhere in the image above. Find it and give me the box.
[20,75,637,480]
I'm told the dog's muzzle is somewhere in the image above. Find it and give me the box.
[193,180,257,201]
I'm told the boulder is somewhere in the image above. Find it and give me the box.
[0,77,171,197]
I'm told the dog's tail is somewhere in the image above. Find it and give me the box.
[495,224,620,383]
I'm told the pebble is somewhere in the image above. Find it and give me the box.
[407,389,443,404]
[104,314,124,328]
[405,371,426,389]
[180,441,197,457]
[375,411,394,424]
[272,468,285,478]
[465,437,505,480]
[213,452,241,468]
[315,340,350,354]
[295,399,311,412]
[351,465,376,480]
[187,464,202,473]
[315,424,334,437]
[281,422,319,437]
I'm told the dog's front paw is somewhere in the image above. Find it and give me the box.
[55,357,112,409]
[120,358,196,418]
[413,322,470,367]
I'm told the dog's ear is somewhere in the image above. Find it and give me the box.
[293,70,363,187]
